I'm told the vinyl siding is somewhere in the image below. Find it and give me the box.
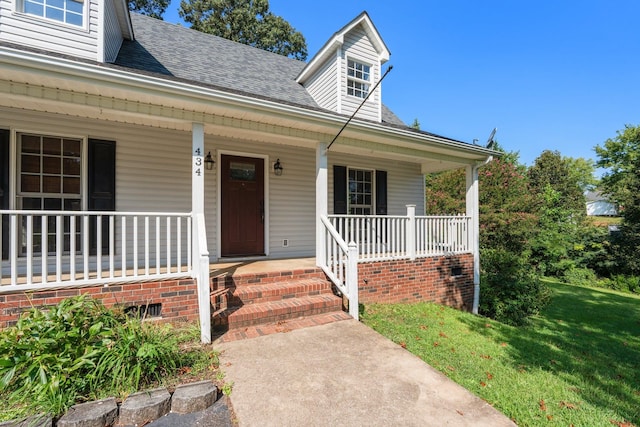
[0,0,99,61]
[304,57,338,112]
[328,153,425,216]
[103,0,123,63]
[341,26,381,122]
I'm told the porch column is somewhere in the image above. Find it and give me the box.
[465,164,480,314]
[316,142,328,266]
[192,122,211,343]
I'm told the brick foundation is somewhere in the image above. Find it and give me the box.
[357,253,474,310]
[0,279,199,328]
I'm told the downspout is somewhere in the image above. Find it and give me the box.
[468,156,492,315]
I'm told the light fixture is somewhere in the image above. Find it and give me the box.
[273,158,283,176]
[204,151,214,170]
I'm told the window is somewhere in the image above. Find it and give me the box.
[22,0,84,27]
[18,133,83,254]
[348,168,373,215]
[347,59,371,99]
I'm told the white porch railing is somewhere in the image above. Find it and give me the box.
[328,209,471,262]
[1,210,193,292]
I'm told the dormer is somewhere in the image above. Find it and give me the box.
[0,0,133,62]
[296,12,390,123]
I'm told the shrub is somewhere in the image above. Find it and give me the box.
[0,295,185,419]
[480,249,551,326]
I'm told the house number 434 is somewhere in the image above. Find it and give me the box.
[194,148,203,176]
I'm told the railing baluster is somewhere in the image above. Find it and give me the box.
[133,216,139,277]
[145,216,150,276]
[166,216,171,274]
[121,216,127,278]
[10,214,17,285]
[155,216,160,275]
[42,214,48,284]
[70,214,76,279]
[26,215,32,285]
[82,215,89,280]
[57,215,63,283]
[96,215,102,279]
[177,217,182,272]
[109,215,115,278]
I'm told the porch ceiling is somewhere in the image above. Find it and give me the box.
[0,48,495,171]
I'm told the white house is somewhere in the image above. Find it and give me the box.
[0,1,496,342]
[585,191,618,217]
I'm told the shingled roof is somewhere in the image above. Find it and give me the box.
[115,13,406,126]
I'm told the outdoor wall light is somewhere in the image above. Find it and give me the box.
[204,151,215,170]
[273,158,283,176]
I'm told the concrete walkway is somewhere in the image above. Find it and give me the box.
[215,319,516,427]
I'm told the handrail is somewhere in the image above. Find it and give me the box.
[319,215,358,320]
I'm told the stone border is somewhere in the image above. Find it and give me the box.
[0,381,221,427]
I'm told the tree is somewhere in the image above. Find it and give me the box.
[179,0,308,60]
[129,0,169,19]
[411,118,421,130]
[565,157,598,193]
[596,124,640,275]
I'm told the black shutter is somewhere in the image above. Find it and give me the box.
[333,165,347,214]
[375,170,387,215]
[88,139,116,254]
[1,129,9,260]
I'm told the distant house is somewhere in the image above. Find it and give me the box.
[586,191,618,216]
[0,1,497,341]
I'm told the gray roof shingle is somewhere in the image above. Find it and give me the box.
[115,13,407,126]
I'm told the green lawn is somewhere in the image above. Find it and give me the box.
[361,281,640,427]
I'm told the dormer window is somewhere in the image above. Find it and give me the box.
[347,59,371,99]
[22,0,84,27]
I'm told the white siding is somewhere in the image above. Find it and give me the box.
[0,0,99,61]
[341,26,381,122]
[103,0,123,63]
[304,57,338,112]
[328,153,425,216]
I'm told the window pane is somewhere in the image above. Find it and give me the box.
[63,139,81,156]
[43,156,61,174]
[63,157,81,175]
[49,0,64,7]
[22,197,41,210]
[21,135,41,153]
[67,0,83,13]
[42,176,61,193]
[24,2,44,16]
[63,177,80,194]
[42,137,61,155]
[44,198,62,210]
[229,162,256,181]
[21,175,41,193]
[45,7,64,22]
[65,11,83,26]
[21,155,40,173]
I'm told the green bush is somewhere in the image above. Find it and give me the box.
[561,267,599,287]
[608,275,640,294]
[479,249,551,326]
[0,295,185,419]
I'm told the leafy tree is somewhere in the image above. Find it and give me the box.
[596,124,640,275]
[179,0,308,60]
[129,0,169,19]
[411,118,421,130]
[566,157,598,193]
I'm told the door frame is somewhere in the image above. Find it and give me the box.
[216,150,270,259]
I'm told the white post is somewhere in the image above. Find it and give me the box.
[406,204,416,260]
[466,164,480,314]
[192,122,211,344]
[347,241,359,320]
[316,142,328,266]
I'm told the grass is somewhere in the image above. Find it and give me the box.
[361,280,640,427]
[589,216,622,227]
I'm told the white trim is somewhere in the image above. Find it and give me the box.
[96,0,105,62]
[216,150,269,259]
[336,48,342,114]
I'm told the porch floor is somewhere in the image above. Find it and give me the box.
[1,257,318,287]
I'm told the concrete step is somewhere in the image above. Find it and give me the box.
[229,278,333,306]
[220,293,343,330]
[210,267,327,289]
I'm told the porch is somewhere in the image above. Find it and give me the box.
[1,209,475,342]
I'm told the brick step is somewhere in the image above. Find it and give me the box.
[217,293,344,330]
[228,278,334,306]
[214,311,353,343]
[210,267,327,289]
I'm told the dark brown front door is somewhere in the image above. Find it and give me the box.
[221,155,265,257]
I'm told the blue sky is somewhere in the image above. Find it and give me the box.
[163,1,639,169]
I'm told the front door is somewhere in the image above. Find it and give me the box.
[221,155,265,257]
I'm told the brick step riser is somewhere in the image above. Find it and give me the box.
[210,269,327,289]
[229,283,334,306]
[213,295,344,330]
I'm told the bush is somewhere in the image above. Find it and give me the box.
[480,249,551,326]
[0,295,185,419]
[561,267,598,288]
